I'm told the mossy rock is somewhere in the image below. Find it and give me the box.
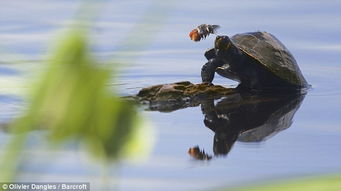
[137,81,235,102]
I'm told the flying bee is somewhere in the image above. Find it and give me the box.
[189,24,220,42]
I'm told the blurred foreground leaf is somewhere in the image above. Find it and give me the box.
[224,175,341,191]
[0,0,174,183]
[0,29,153,182]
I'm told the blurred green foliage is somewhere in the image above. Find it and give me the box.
[224,175,341,191]
[18,29,148,158]
[0,28,152,181]
[0,0,175,184]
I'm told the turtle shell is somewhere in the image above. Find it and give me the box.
[231,32,307,87]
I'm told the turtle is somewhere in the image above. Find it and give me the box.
[200,31,308,92]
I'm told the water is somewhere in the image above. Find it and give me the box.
[1,0,341,190]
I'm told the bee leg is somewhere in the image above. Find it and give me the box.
[201,59,223,83]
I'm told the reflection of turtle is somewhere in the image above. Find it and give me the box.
[200,31,308,91]
[201,93,306,157]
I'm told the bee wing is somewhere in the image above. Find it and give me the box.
[210,25,220,34]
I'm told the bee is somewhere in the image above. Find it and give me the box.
[189,24,220,42]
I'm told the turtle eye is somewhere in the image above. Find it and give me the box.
[215,36,231,51]
[215,36,227,49]
[215,36,223,42]
[215,36,222,49]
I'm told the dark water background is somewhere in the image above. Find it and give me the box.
[1,0,341,190]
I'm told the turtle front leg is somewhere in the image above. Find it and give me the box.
[204,48,216,60]
[201,59,223,83]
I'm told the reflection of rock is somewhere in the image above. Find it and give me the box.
[136,81,235,112]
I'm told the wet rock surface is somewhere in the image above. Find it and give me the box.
[135,81,236,112]
[137,81,235,101]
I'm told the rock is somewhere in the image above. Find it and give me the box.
[134,81,236,112]
[137,81,235,102]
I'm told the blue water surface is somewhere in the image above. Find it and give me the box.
[0,0,341,190]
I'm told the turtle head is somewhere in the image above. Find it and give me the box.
[215,35,232,53]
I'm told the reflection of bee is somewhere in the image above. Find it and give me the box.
[189,24,220,42]
[188,146,212,160]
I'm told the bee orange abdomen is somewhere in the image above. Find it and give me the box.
[189,29,200,41]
